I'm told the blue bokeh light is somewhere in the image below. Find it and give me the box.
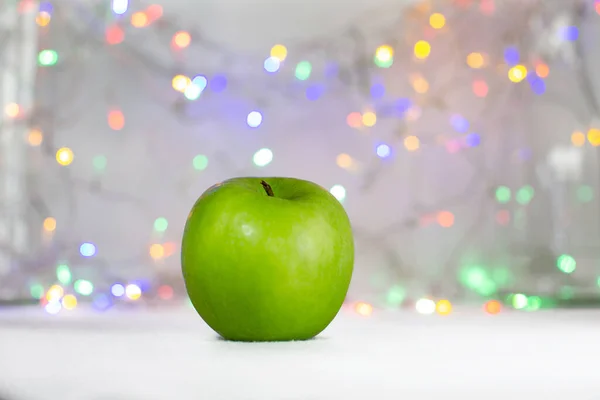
[376,143,392,158]
[192,75,208,91]
[79,242,96,257]
[111,283,125,297]
[450,114,470,133]
[465,133,481,147]
[503,46,520,66]
[395,98,412,113]
[210,75,227,92]
[563,26,579,41]
[247,111,263,128]
[370,83,385,99]
[263,57,280,73]
[306,85,324,101]
[528,75,546,95]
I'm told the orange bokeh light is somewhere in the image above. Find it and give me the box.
[346,112,362,128]
[535,63,549,78]
[108,110,125,130]
[484,300,502,314]
[437,211,454,227]
[355,302,373,316]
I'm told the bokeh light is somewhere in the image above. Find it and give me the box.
[56,264,71,285]
[415,298,436,314]
[484,300,501,314]
[374,45,394,68]
[74,279,94,296]
[429,13,446,29]
[62,294,78,310]
[336,153,354,169]
[436,299,452,315]
[111,283,125,297]
[571,131,585,146]
[330,185,346,202]
[404,135,420,151]
[247,111,263,128]
[535,63,549,78]
[472,79,488,97]
[126,284,142,300]
[346,112,362,128]
[108,110,125,130]
[508,65,527,83]
[149,243,165,260]
[172,31,191,48]
[437,211,454,227]
[414,40,431,59]
[587,128,600,146]
[38,49,58,66]
[131,12,148,27]
[154,217,168,232]
[4,103,20,118]
[56,147,74,166]
[295,61,312,80]
[27,128,43,146]
[192,155,208,170]
[43,217,56,232]
[253,148,273,167]
[466,52,485,69]
[362,112,376,127]
[79,242,97,257]
[36,11,51,27]
[270,44,287,61]
[172,75,191,92]
[264,56,281,73]
[355,302,373,316]
[376,144,392,159]
[556,254,576,274]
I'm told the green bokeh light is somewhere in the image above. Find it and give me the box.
[154,217,168,232]
[56,264,71,285]
[459,266,497,296]
[38,49,58,66]
[577,185,594,203]
[556,254,576,274]
[74,279,94,296]
[30,284,44,299]
[93,155,107,172]
[374,56,393,68]
[495,186,511,203]
[294,61,312,80]
[386,285,406,306]
[192,155,208,171]
[512,293,528,309]
[516,185,534,205]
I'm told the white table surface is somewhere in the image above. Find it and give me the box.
[0,305,599,400]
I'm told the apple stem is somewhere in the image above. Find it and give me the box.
[260,180,274,197]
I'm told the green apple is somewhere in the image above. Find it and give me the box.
[181,177,354,342]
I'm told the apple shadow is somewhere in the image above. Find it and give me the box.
[215,334,328,343]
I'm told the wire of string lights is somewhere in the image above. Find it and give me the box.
[3,0,600,315]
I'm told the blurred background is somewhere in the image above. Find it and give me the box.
[2,0,600,398]
[2,0,600,318]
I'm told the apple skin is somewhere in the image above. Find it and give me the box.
[181,177,354,342]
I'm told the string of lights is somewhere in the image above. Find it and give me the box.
[2,0,600,317]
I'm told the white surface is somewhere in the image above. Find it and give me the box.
[1,306,599,399]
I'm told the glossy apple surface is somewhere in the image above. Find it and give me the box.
[181,177,354,341]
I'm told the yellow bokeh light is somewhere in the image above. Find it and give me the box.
[172,75,191,92]
[436,299,452,315]
[270,44,288,61]
[336,153,353,169]
[27,129,43,146]
[355,302,373,316]
[56,147,74,166]
[362,112,377,127]
[414,40,431,59]
[404,135,420,151]
[588,128,600,146]
[5,103,20,118]
[508,65,527,83]
[131,12,148,28]
[375,45,394,62]
[429,13,446,29]
[173,31,191,48]
[36,11,51,27]
[466,52,485,69]
[571,131,585,147]
[150,243,165,259]
[43,217,57,232]
[62,294,78,310]
[46,285,64,302]
[412,78,429,94]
